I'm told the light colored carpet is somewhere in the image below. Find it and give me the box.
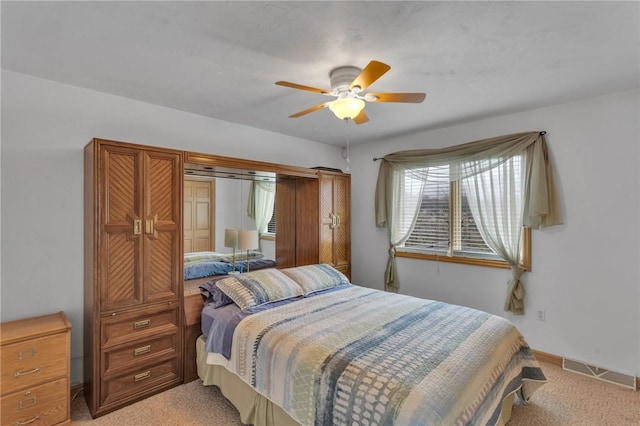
[71,362,639,425]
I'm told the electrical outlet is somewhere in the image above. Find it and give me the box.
[536,309,546,321]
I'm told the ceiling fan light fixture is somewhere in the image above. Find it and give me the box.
[329,97,365,120]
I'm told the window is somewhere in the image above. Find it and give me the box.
[398,156,531,270]
[266,203,276,235]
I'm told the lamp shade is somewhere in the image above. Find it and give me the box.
[238,229,259,250]
[224,228,239,248]
[329,97,365,120]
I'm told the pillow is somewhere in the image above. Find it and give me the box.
[184,261,234,280]
[281,264,350,296]
[216,269,303,310]
[199,277,235,308]
[184,251,226,264]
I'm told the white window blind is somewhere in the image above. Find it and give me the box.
[404,166,450,253]
[458,186,494,254]
[403,163,504,258]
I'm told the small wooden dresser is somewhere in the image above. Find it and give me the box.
[1,311,72,426]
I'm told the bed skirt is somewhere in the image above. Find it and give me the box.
[195,335,516,426]
[196,335,299,426]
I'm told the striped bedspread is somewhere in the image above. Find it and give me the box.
[230,285,545,426]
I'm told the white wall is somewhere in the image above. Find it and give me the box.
[350,89,640,377]
[0,71,342,384]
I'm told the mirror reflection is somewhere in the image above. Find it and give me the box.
[183,163,276,281]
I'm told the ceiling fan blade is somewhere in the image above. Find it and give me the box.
[367,92,426,103]
[353,109,369,125]
[350,61,391,91]
[288,103,328,118]
[275,81,330,95]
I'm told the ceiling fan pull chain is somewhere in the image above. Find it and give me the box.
[343,119,351,173]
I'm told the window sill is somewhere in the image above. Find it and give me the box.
[260,234,275,241]
[395,250,528,271]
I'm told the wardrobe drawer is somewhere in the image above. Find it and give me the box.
[100,358,180,407]
[1,333,69,394]
[101,305,179,349]
[1,377,68,426]
[103,333,179,377]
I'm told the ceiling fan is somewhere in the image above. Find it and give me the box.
[275,60,426,124]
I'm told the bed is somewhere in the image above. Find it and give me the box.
[195,264,546,426]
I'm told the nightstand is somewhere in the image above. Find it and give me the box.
[1,311,72,426]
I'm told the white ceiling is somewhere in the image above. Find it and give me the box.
[2,1,638,146]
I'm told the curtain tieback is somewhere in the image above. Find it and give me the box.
[511,265,525,282]
[388,246,396,258]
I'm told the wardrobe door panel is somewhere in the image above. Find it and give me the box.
[319,177,334,265]
[143,151,182,303]
[101,146,144,311]
[333,175,350,273]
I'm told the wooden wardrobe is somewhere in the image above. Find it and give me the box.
[318,172,351,278]
[84,139,184,417]
[283,171,351,278]
[86,140,352,403]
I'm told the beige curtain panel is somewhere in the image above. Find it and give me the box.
[374,131,562,314]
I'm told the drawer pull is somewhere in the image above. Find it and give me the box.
[134,345,151,356]
[13,415,40,425]
[14,367,41,378]
[19,396,37,409]
[134,319,151,330]
[18,349,37,360]
[134,370,151,382]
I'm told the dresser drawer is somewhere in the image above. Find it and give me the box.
[103,333,179,378]
[0,333,69,394]
[100,358,180,407]
[101,305,179,349]
[1,377,68,426]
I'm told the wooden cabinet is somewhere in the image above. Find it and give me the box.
[281,171,351,277]
[84,139,183,417]
[318,172,351,278]
[1,311,72,426]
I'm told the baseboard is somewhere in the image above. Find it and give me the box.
[532,349,563,367]
[533,349,639,390]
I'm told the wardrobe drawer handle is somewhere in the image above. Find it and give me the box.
[134,370,151,382]
[133,319,150,330]
[134,345,151,356]
[13,415,40,425]
[14,368,40,378]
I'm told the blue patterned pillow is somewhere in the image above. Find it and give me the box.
[184,261,234,280]
[216,269,303,310]
[281,264,350,296]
